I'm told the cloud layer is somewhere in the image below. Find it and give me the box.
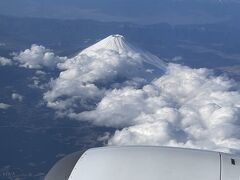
[2,35,239,153]
[43,37,240,153]
[64,64,240,152]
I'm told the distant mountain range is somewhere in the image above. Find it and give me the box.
[0,0,240,24]
[0,15,240,70]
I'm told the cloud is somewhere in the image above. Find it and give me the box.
[0,43,6,47]
[12,93,23,102]
[171,56,182,62]
[0,57,12,66]
[68,64,239,152]
[13,44,67,69]
[45,61,240,153]
[0,103,11,109]
[44,47,164,111]
[43,35,240,153]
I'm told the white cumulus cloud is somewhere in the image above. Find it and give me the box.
[43,35,240,153]
[13,44,67,69]
[45,43,164,111]
[0,103,11,109]
[0,57,12,66]
[83,64,240,152]
[47,63,240,153]
[12,93,23,102]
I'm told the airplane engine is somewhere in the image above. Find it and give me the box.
[45,146,240,180]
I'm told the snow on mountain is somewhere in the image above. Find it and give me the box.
[58,34,166,80]
[80,34,166,70]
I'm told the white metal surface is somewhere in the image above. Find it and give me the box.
[221,153,240,180]
[68,146,221,180]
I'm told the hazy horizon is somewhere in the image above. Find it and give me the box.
[1,0,240,24]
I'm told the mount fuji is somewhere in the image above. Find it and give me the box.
[80,34,166,71]
[45,34,166,111]
[59,34,166,75]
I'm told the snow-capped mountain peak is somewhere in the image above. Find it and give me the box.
[79,34,166,70]
[80,34,135,54]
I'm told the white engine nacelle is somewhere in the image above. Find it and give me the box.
[45,146,240,180]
